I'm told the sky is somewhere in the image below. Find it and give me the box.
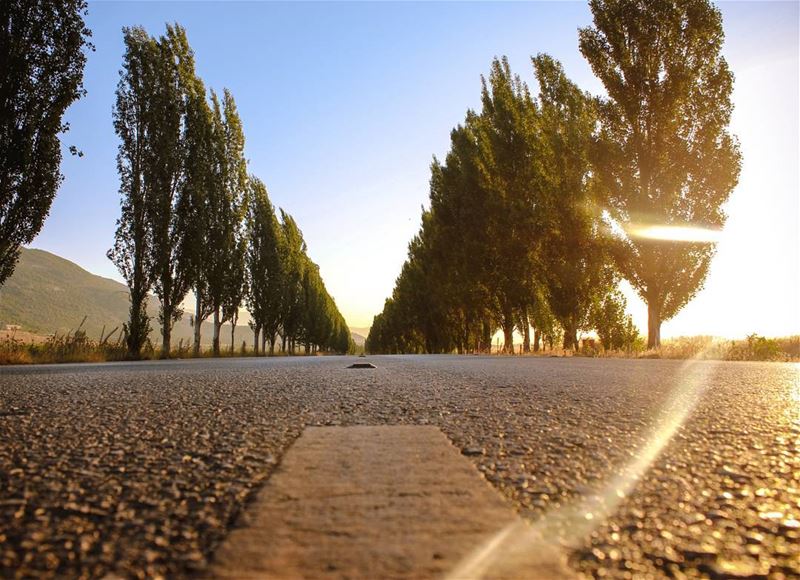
[32,1,799,338]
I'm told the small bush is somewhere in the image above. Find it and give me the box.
[726,334,783,361]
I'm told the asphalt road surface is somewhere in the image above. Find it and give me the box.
[0,355,798,578]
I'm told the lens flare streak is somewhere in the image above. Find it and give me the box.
[447,356,719,579]
[626,224,723,243]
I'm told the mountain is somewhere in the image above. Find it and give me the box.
[350,326,370,339]
[350,332,366,347]
[0,248,248,347]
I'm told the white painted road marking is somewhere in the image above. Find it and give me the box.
[211,425,571,579]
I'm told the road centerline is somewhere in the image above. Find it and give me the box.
[210,425,571,579]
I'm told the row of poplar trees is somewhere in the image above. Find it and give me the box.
[109,24,352,358]
[367,0,741,354]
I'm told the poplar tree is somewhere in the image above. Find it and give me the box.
[533,54,610,350]
[244,177,284,355]
[205,89,247,356]
[580,0,741,347]
[146,24,195,357]
[278,211,307,353]
[109,27,155,357]
[429,121,494,353]
[220,91,248,354]
[0,0,91,288]
[181,73,215,355]
[473,57,543,353]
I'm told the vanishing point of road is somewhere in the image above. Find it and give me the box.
[0,355,798,578]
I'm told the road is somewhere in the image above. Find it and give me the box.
[0,355,798,578]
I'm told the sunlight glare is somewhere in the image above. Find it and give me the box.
[446,351,720,579]
[626,224,724,243]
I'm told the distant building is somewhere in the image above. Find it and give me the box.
[4,324,22,331]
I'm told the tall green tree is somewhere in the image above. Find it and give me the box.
[204,89,247,356]
[429,121,494,353]
[590,287,641,352]
[108,27,155,357]
[473,57,544,353]
[145,24,196,357]
[533,54,610,350]
[278,210,307,353]
[223,200,248,354]
[580,0,741,347]
[219,91,248,354]
[0,0,91,288]
[180,71,215,355]
[245,177,284,355]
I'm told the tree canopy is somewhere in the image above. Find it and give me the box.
[109,24,351,357]
[0,0,92,288]
[579,0,741,347]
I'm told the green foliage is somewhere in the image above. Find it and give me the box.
[277,210,307,352]
[0,0,92,288]
[201,89,249,355]
[179,64,216,354]
[368,56,612,355]
[533,54,610,350]
[108,26,156,357]
[475,58,542,352]
[370,3,742,357]
[579,0,742,347]
[726,334,783,362]
[146,24,197,356]
[590,289,643,352]
[245,177,284,354]
[106,23,347,359]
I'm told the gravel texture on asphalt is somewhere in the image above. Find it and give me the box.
[0,355,798,579]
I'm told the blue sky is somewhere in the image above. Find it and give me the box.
[34,1,799,337]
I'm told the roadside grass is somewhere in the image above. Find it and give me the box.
[582,334,799,362]
[1,319,796,365]
[0,317,128,365]
[0,321,353,365]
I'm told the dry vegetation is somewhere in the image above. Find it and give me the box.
[575,334,800,362]
[1,319,796,365]
[0,317,350,365]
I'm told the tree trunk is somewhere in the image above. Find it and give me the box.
[522,314,531,354]
[499,303,515,354]
[647,302,662,349]
[193,298,203,356]
[127,290,149,359]
[482,320,492,354]
[269,334,276,355]
[503,324,514,355]
[253,326,260,356]
[533,329,541,352]
[230,321,236,355]
[161,321,171,359]
[212,308,222,356]
[563,323,578,351]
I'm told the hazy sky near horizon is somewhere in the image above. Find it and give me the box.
[32,1,799,338]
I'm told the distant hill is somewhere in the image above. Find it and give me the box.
[350,332,366,347]
[0,248,248,347]
[350,327,370,339]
